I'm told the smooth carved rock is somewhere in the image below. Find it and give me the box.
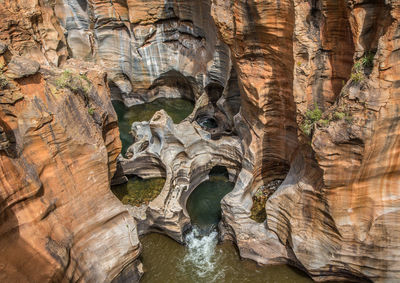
[54,0,231,106]
[118,109,243,241]
[0,55,142,282]
[6,56,40,79]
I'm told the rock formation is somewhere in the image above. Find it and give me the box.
[54,0,232,106]
[1,0,400,282]
[0,45,142,283]
[212,0,400,282]
[117,109,242,241]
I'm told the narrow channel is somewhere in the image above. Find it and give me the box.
[140,166,312,283]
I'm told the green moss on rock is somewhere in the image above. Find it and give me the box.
[250,180,282,223]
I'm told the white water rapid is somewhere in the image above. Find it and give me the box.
[178,227,225,281]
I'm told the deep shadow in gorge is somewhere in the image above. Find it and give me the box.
[186,166,233,231]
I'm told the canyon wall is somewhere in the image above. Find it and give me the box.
[213,0,400,282]
[0,2,142,282]
[1,0,400,282]
[54,0,232,106]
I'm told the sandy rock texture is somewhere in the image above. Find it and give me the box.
[0,43,142,282]
[0,0,68,66]
[212,0,400,282]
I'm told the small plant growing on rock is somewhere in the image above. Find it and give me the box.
[319,119,330,127]
[360,52,375,68]
[350,52,375,83]
[56,69,91,100]
[0,72,8,89]
[333,110,353,123]
[306,104,322,122]
[301,103,323,136]
[250,180,283,223]
[55,69,72,88]
[350,71,364,83]
[333,111,346,120]
[88,107,95,116]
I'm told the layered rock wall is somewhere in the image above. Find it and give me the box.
[212,0,400,282]
[54,0,232,106]
[0,49,141,283]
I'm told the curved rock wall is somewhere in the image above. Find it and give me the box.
[54,0,231,106]
[0,50,141,283]
[212,0,400,282]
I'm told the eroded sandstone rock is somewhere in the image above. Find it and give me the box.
[6,56,40,79]
[0,54,142,282]
[117,109,243,241]
[211,1,400,282]
[54,0,232,106]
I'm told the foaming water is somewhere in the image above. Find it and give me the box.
[179,227,222,281]
[139,168,313,283]
[140,232,313,283]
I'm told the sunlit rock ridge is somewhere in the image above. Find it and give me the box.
[0,0,399,282]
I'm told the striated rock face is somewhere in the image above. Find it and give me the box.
[212,0,400,282]
[293,0,355,114]
[211,0,299,265]
[54,0,232,106]
[0,45,142,281]
[2,0,400,282]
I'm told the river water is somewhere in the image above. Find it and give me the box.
[112,99,313,283]
[140,169,312,283]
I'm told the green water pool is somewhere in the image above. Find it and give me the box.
[140,168,312,283]
[112,98,194,156]
[111,176,165,206]
[186,172,234,230]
